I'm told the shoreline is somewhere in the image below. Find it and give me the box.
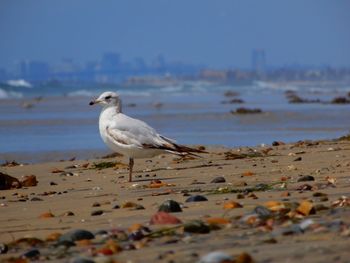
[0,138,350,262]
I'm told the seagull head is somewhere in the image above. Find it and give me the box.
[89,91,120,106]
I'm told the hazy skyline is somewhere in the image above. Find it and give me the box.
[0,0,350,69]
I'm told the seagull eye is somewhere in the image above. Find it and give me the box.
[105,95,112,100]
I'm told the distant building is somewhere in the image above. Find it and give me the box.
[0,68,6,81]
[101,52,121,73]
[251,49,266,77]
[17,60,50,81]
[151,54,166,74]
[98,52,122,83]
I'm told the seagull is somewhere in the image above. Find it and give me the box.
[89,91,206,182]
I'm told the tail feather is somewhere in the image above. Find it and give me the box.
[142,136,207,157]
[159,135,208,156]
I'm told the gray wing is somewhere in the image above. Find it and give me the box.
[107,114,176,149]
[107,113,206,155]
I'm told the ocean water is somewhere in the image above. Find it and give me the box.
[0,80,350,163]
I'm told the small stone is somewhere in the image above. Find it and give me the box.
[150,212,182,225]
[59,229,94,242]
[128,230,144,241]
[272,141,285,146]
[247,193,258,199]
[297,175,315,182]
[158,200,182,213]
[235,252,255,263]
[297,200,315,216]
[293,157,302,162]
[0,243,8,254]
[30,197,43,201]
[112,204,120,209]
[122,201,144,210]
[299,219,315,231]
[253,205,272,219]
[21,175,38,187]
[92,202,101,207]
[198,251,233,263]
[223,201,243,209]
[296,184,313,191]
[183,220,210,234]
[39,212,55,218]
[21,248,40,259]
[91,210,104,216]
[50,181,58,186]
[210,176,226,183]
[312,192,327,197]
[186,195,208,202]
[63,211,75,216]
[236,193,245,199]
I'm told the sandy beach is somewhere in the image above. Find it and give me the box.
[0,137,349,262]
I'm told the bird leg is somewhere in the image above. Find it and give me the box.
[128,158,134,182]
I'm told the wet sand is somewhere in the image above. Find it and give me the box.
[0,139,350,262]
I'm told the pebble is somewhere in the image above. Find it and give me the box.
[183,220,210,234]
[112,204,120,209]
[59,229,95,242]
[128,230,144,241]
[296,184,313,191]
[237,194,245,199]
[0,243,8,254]
[299,219,315,231]
[210,176,226,183]
[91,210,104,216]
[313,192,327,197]
[30,197,43,201]
[150,212,182,225]
[297,175,315,182]
[122,202,144,210]
[293,157,302,162]
[21,248,40,259]
[198,251,233,263]
[158,200,182,213]
[63,211,75,216]
[254,205,272,219]
[186,195,208,202]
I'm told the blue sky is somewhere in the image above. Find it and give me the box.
[0,0,349,69]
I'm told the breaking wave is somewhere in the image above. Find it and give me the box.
[0,88,23,99]
[6,79,32,88]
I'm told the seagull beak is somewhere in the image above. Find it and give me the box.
[89,99,101,105]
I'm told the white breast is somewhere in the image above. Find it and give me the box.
[98,106,163,158]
